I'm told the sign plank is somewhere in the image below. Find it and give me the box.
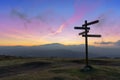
[82,34,101,37]
[74,27,90,30]
[82,20,99,26]
[79,31,89,35]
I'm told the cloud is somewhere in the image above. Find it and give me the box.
[94,41,113,45]
[52,0,103,35]
[10,9,56,36]
[35,9,66,35]
[11,9,31,29]
[95,10,120,36]
[94,40,120,47]
[114,40,120,46]
[96,11,113,26]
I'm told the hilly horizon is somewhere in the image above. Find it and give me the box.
[0,43,120,58]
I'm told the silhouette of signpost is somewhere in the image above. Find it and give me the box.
[74,20,101,71]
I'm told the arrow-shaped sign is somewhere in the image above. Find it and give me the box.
[82,34,101,37]
[74,27,90,30]
[82,20,99,26]
[79,31,89,35]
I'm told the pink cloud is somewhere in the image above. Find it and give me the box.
[52,0,102,35]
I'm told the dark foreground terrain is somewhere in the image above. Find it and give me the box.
[0,56,120,80]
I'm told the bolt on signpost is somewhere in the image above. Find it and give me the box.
[74,20,101,71]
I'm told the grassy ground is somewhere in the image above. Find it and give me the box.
[0,57,120,80]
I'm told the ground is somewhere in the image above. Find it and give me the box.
[0,57,120,80]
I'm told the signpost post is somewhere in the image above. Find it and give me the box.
[74,20,101,71]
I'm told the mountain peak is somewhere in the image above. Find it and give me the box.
[43,43,64,46]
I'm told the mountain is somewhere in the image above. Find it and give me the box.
[0,43,120,58]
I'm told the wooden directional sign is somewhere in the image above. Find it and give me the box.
[74,20,101,70]
[74,27,90,30]
[82,20,99,26]
[79,31,89,35]
[82,34,101,37]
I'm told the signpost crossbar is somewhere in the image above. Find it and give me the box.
[74,27,90,30]
[82,34,101,37]
[79,31,89,35]
[82,20,99,26]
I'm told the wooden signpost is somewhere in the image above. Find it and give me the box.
[74,20,101,71]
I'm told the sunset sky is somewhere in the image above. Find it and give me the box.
[0,0,120,46]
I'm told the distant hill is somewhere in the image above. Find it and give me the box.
[0,43,120,58]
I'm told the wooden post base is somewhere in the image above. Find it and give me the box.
[81,65,93,72]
